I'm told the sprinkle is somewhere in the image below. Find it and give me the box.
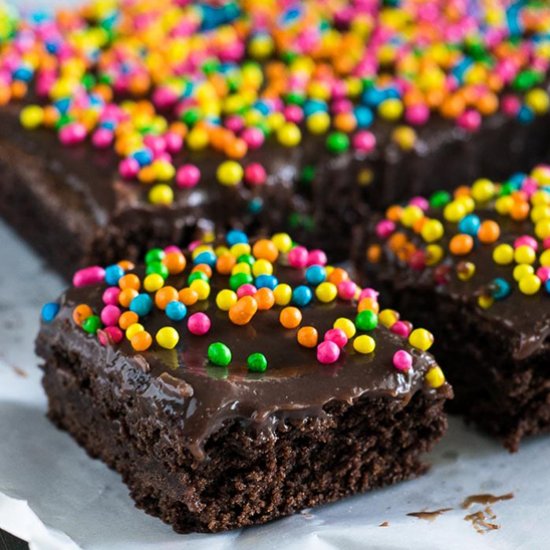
[353,334,376,354]
[324,328,348,349]
[247,352,267,373]
[425,366,446,388]
[187,312,211,336]
[333,318,356,339]
[41,302,60,323]
[355,310,378,331]
[297,326,319,348]
[217,161,243,186]
[393,350,413,372]
[316,341,340,364]
[131,331,153,352]
[155,326,179,349]
[493,244,514,265]
[165,301,187,321]
[280,306,302,329]
[229,296,258,325]
[408,329,434,351]
[73,266,106,288]
[519,274,541,295]
[82,315,101,335]
[208,342,232,367]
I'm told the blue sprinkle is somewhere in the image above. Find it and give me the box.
[41,302,60,323]
[194,250,217,266]
[104,264,125,286]
[54,97,71,115]
[517,105,534,124]
[129,294,153,317]
[362,87,385,107]
[132,148,154,167]
[491,278,511,300]
[293,285,313,307]
[226,229,248,246]
[13,65,33,82]
[165,301,187,321]
[247,197,263,214]
[354,105,373,128]
[458,214,481,236]
[305,265,327,286]
[303,99,328,116]
[546,279,550,295]
[255,274,278,290]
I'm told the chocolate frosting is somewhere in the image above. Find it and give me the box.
[368,208,550,362]
[39,258,449,460]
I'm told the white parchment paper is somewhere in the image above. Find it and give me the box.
[1,217,550,550]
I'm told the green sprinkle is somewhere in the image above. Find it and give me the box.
[187,271,209,285]
[326,131,350,153]
[229,272,253,290]
[237,253,255,266]
[247,353,267,373]
[208,342,232,367]
[145,261,169,279]
[429,190,451,208]
[82,315,101,334]
[145,248,165,264]
[355,310,378,331]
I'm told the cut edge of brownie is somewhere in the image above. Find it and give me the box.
[367,281,550,452]
[36,324,449,533]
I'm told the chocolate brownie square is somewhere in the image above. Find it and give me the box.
[2,2,550,275]
[36,231,450,532]
[360,164,550,451]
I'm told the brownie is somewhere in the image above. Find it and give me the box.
[359,164,550,451]
[2,2,550,276]
[36,232,451,532]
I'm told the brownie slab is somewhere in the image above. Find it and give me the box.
[36,232,450,532]
[360,165,550,451]
[2,2,550,274]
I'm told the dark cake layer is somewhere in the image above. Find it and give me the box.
[39,334,448,533]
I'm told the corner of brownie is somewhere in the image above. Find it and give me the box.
[36,230,451,532]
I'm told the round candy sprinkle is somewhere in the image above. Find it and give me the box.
[187,312,211,336]
[297,326,319,348]
[324,328,348,349]
[353,335,376,354]
[131,331,153,352]
[519,274,541,295]
[333,318,356,339]
[355,310,378,331]
[292,285,313,307]
[208,342,232,367]
[82,315,101,335]
[247,353,268,373]
[393,350,413,372]
[130,294,153,317]
[165,301,187,321]
[425,366,446,388]
[73,304,93,326]
[317,340,340,364]
[155,326,179,349]
[41,302,60,323]
[408,329,434,351]
[280,307,302,329]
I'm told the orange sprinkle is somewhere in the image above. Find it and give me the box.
[229,296,258,325]
[178,287,199,306]
[297,326,319,348]
[131,331,153,352]
[118,288,139,308]
[510,201,530,221]
[192,263,212,278]
[119,311,139,330]
[72,304,93,326]
[163,251,186,274]
[254,287,275,310]
[119,273,141,291]
[252,239,279,262]
[327,267,349,285]
[216,253,237,275]
[279,306,302,329]
[358,297,379,313]
[155,286,179,310]
[478,220,500,243]
[449,234,474,255]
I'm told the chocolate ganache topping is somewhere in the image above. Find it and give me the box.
[40,231,449,459]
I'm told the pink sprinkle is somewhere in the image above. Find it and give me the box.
[410,196,429,211]
[393,350,413,372]
[164,245,182,253]
[514,235,538,250]
[359,288,379,301]
[405,104,429,126]
[324,328,348,349]
[100,305,121,327]
[59,122,87,146]
[102,287,121,306]
[457,110,481,132]
[391,321,412,338]
[502,95,521,116]
[152,87,178,109]
[187,312,211,336]
[284,104,304,123]
[225,115,244,133]
[144,135,166,155]
[164,131,183,154]
[244,163,267,186]
[73,266,106,287]
[176,164,201,189]
[98,326,123,346]
[338,280,357,300]
[543,238,550,250]
[119,157,140,180]
[307,249,327,267]
[317,340,340,364]
[537,266,550,282]
[376,219,395,239]
[241,127,264,149]
[288,246,309,268]
[92,128,113,149]
[353,130,376,153]
[237,284,257,298]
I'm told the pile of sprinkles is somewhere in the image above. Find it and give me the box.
[368,164,550,308]
[42,230,445,388]
[1,0,550,207]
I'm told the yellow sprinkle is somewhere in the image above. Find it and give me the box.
[518,274,541,295]
[493,244,514,265]
[334,318,356,339]
[353,334,376,354]
[425,366,445,388]
[408,328,434,351]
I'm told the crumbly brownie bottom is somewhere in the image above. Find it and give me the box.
[39,341,448,533]
[373,285,550,452]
